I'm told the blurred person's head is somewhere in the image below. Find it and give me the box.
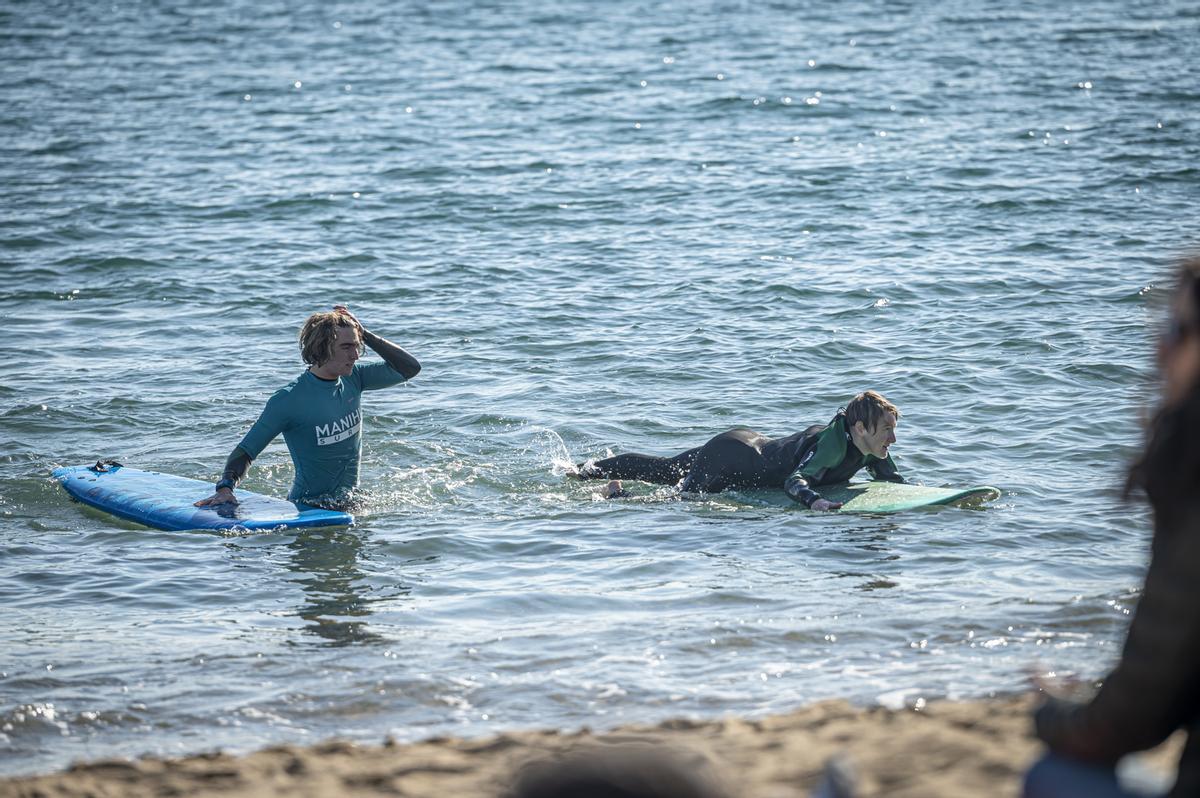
[1128,257,1200,510]
[504,744,730,798]
[1158,259,1200,407]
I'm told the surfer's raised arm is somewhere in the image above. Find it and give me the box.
[333,305,421,380]
[194,305,419,511]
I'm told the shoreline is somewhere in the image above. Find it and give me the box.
[2,694,1179,798]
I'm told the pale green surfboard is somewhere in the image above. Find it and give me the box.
[820,481,1000,513]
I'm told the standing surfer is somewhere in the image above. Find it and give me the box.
[195,305,420,510]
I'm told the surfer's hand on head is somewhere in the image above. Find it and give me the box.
[195,487,238,507]
[810,498,843,512]
[332,305,363,330]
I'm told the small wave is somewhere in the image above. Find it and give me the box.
[0,235,53,250]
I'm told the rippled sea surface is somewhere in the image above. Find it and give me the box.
[2,0,1198,777]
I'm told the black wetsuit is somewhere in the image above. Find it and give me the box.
[580,412,903,507]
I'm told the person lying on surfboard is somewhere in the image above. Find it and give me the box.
[195,305,420,511]
[572,390,902,511]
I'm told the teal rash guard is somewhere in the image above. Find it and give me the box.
[234,362,408,505]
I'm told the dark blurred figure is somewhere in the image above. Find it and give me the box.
[504,744,857,798]
[1026,259,1200,797]
[504,745,731,798]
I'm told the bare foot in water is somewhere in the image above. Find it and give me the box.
[603,480,632,499]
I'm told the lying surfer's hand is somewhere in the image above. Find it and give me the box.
[810,498,843,512]
[195,488,238,507]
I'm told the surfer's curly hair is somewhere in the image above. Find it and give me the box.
[299,311,361,367]
[845,390,900,432]
[1127,257,1200,513]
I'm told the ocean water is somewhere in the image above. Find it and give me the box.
[2,0,1198,777]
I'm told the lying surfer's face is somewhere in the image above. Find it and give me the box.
[858,413,898,459]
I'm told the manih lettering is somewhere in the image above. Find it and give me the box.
[315,409,362,446]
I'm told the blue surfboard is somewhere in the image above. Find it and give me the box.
[52,463,353,531]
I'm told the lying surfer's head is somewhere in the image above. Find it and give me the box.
[299,310,363,376]
[846,390,900,459]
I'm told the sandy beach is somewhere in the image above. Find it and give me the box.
[0,695,1181,798]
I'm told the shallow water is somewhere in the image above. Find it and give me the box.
[2,0,1198,777]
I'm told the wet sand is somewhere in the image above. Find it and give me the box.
[2,694,1180,798]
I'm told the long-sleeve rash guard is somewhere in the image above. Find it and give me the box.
[217,329,419,505]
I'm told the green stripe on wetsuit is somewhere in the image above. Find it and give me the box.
[784,413,902,507]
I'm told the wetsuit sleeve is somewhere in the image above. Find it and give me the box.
[234,392,289,461]
[214,392,289,489]
[867,454,904,483]
[1034,517,1200,763]
[784,429,846,507]
[219,447,252,487]
[363,329,421,381]
[354,361,411,391]
[784,470,821,507]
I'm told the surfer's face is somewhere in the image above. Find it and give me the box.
[855,413,898,460]
[314,324,362,378]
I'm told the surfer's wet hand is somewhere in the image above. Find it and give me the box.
[195,488,238,507]
[810,498,843,511]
